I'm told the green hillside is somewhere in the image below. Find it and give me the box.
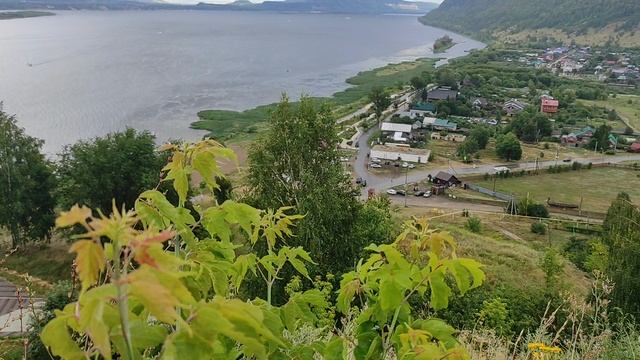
[420,0,640,45]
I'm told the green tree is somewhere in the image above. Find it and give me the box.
[495,133,522,161]
[602,193,640,316]
[591,124,612,150]
[410,76,427,90]
[457,138,480,161]
[247,95,361,279]
[56,128,164,212]
[368,86,391,128]
[469,126,491,149]
[508,109,552,142]
[0,110,56,246]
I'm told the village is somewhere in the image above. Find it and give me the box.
[336,45,640,220]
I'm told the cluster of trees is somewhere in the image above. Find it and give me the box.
[0,110,167,247]
[420,0,640,37]
[457,126,491,161]
[506,108,553,143]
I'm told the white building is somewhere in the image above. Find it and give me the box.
[381,122,412,133]
[370,144,431,164]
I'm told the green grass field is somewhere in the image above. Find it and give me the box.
[192,58,438,141]
[476,167,640,212]
[579,95,640,131]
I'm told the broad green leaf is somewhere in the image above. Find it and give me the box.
[336,272,360,314]
[322,337,344,360]
[457,258,485,289]
[428,269,452,310]
[379,278,403,312]
[69,240,105,291]
[41,317,85,360]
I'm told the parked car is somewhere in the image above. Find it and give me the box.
[371,158,381,163]
[386,189,397,195]
[408,164,416,169]
[361,180,367,187]
[401,162,409,168]
[423,191,432,198]
[340,157,350,162]
[370,163,382,169]
[562,157,572,163]
[414,191,425,197]
[355,177,362,184]
[397,190,406,196]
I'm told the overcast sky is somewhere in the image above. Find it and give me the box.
[167,0,444,4]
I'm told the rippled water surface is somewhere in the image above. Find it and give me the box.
[0,10,483,153]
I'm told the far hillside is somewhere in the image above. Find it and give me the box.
[420,0,640,47]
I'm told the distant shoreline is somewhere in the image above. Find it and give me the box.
[0,11,55,20]
[192,30,485,142]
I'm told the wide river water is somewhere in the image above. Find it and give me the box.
[0,10,483,154]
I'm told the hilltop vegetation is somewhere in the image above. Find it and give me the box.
[421,0,640,46]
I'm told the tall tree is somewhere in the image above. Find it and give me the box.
[56,128,164,212]
[247,95,362,277]
[495,133,522,161]
[602,193,640,316]
[0,109,56,246]
[368,86,391,128]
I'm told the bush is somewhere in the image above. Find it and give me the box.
[28,281,76,359]
[572,161,582,170]
[587,162,593,169]
[466,217,482,233]
[531,222,547,235]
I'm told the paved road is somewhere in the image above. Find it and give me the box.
[354,135,640,197]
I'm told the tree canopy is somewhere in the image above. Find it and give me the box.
[56,128,164,212]
[0,110,56,246]
[495,133,522,161]
[247,96,368,280]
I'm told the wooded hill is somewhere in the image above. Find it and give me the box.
[420,0,640,45]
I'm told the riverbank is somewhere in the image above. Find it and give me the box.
[192,35,485,142]
[0,11,54,20]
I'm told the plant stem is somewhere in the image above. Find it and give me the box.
[113,243,135,360]
[267,275,273,306]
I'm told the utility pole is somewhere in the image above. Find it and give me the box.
[404,164,409,208]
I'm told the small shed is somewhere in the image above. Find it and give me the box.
[433,171,461,187]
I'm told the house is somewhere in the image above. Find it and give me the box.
[430,132,442,140]
[561,126,594,146]
[629,143,640,153]
[432,118,457,131]
[423,117,437,127]
[470,97,489,109]
[432,171,461,187]
[370,144,431,164]
[426,87,458,102]
[409,102,437,118]
[503,99,527,116]
[381,122,412,143]
[540,98,559,114]
[445,134,466,142]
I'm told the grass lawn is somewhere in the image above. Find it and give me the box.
[475,167,640,212]
[395,209,591,295]
[429,138,593,165]
[579,95,640,131]
[192,58,438,141]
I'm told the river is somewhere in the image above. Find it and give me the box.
[0,10,484,154]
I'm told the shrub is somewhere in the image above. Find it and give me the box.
[531,222,547,235]
[571,161,582,170]
[466,217,482,233]
[587,162,593,169]
[543,143,550,150]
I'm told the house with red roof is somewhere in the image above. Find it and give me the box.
[541,98,559,114]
